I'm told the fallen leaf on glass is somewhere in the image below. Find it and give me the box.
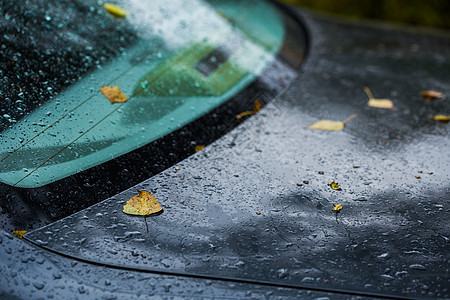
[123,190,162,216]
[104,3,128,18]
[12,231,27,239]
[431,115,449,122]
[307,114,357,131]
[421,90,443,102]
[364,87,394,109]
[328,181,342,191]
[195,145,205,152]
[236,99,261,119]
[332,204,343,211]
[100,86,127,103]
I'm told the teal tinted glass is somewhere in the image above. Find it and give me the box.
[0,0,284,188]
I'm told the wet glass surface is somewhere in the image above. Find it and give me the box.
[0,0,284,188]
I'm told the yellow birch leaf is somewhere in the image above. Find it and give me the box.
[364,87,394,109]
[236,99,261,119]
[104,3,128,18]
[195,145,205,152]
[100,86,127,103]
[431,115,449,122]
[308,120,344,131]
[367,98,394,109]
[12,230,27,239]
[332,204,343,211]
[307,114,357,131]
[123,190,163,216]
[328,181,342,191]
[421,90,443,101]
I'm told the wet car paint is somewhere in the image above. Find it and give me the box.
[1,231,352,299]
[19,9,450,300]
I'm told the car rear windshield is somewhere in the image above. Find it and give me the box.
[0,0,285,188]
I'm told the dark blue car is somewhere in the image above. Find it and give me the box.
[1,0,449,298]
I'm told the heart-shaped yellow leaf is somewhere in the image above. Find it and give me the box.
[364,87,394,109]
[100,86,127,103]
[307,114,357,131]
[104,3,128,18]
[123,190,163,216]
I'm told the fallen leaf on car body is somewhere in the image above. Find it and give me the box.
[12,231,27,239]
[123,190,163,232]
[236,99,261,119]
[123,190,162,216]
[364,87,394,109]
[100,86,127,103]
[328,181,342,191]
[332,204,343,211]
[195,145,205,152]
[104,3,128,18]
[431,115,449,122]
[307,114,357,131]
[421,90,443,102]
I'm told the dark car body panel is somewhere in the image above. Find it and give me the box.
[2,6,450,300]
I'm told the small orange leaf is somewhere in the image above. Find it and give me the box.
[100,86,127,103]
[421,90,443,101]
[431,115,449,122]
[253,99,261,113]
[195,145,205,152]
[307,114,357,131]
[332,204,343,211]
[236,99,262,119]
[123,190,163,216]
[12,231,27,239]
[104,3,128,18]
[364,87,394,109]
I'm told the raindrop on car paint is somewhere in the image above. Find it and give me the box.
[409,264,426,270]
[33,282,45,290]
[277,268,289,279]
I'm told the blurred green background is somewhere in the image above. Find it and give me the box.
[281,0,450,30]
